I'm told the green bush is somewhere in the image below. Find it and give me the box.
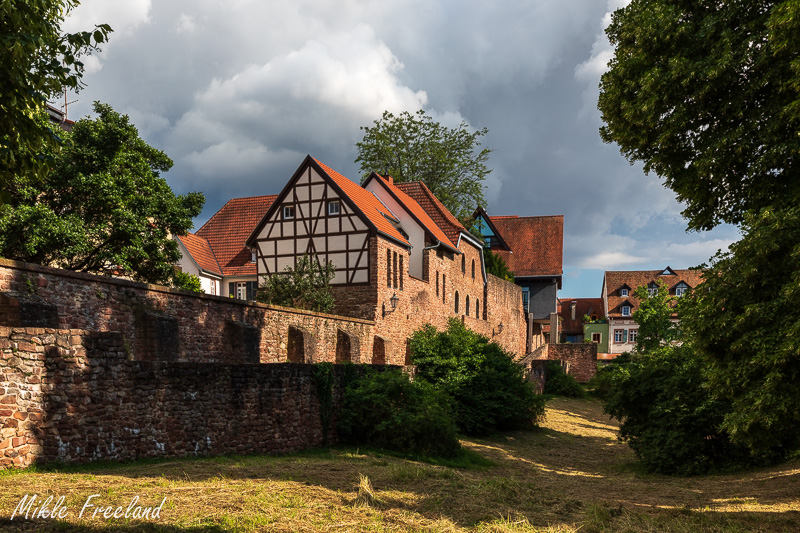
[544,361,585,397]
[337,369,461,458]
[587,353,631,400]
[602,346,755,475]
[409,319,545,435]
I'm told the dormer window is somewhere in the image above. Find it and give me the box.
[620,288,629,297]
[282,204,295,220]
[647,282,658,297]
[621,305,631,316]
[675,282,690,297]
[250,249,256,263]
[327,200,340,216]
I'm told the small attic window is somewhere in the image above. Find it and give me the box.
[250,249,256,263]
[327,200,340,216]
[675,281,690,297]
[621,305,631,316]
[620,288,628,297]
[282,204,295,220]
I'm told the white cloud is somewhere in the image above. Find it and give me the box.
[175,13,198,35]
[63,0,151,36]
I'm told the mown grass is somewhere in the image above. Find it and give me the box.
[1,397,799,532]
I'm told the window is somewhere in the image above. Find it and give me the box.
[471,259,475,279]
[621,305,631,316]
[399,255,404,291]
[436,272,439,296]
[522,287,529,312]
[386,250,391,287]
[620,288,629,296]
[393,252,398,288]
[236,282,247,300]
[455,291,459,314]
[461,254,465,274]
[476,299,480,319]
[210,279,217,296]
[442,274,446,303]
[327,200,340,215]
[648,287,657,297]
[466,295,470,316]
[614,329,624,343]
[282,204,295,219]
[629,329,638,343]
[675,282,689,297]
[250,249,256,263]
[591,332,601,344]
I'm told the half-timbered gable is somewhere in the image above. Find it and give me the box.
[247,156,410,285]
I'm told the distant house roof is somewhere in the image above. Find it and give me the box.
[195,195,277,277]
[485,215,564,279]
[177,233,223,277]
[558,297,604,335]
[604,267,704,318]
[364,174,459,252]
[395,181,468,248]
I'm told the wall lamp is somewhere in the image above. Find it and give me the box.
[493,321,504,337]
[382,292,399,318]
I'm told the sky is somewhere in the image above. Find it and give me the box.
[60,0,740,298]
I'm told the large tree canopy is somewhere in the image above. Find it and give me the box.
[355,110,491,222]
[599,0,800,231]
[682,206,800,454]
[0,102,205,287]
[1,0,111,192]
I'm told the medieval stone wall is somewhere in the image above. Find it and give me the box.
[0,326,377,468]
[0,258,373,365]
[544,343,598,383]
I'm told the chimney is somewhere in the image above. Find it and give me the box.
[385,175,393,184]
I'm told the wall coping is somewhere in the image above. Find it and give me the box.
[0,257,375,326]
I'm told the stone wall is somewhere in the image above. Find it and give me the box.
[0,326,372,468]
[546,343,598,383]
[0,258,374,365]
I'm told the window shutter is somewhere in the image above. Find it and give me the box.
[229,282,235,298]
[246,281,257,301]
[623,329,628,343]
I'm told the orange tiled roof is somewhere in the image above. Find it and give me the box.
[395,181,467,247]
[370,175,458,250]
[604,268,705,318]
[558,297,604,335]
[196,195,277,277]
[313,159,409,246]
[177,233,223,277]
[487,215,563,278]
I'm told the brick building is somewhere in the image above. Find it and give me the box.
[178,156,531,361]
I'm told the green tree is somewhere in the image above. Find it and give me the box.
[631,281,680,353]
[483,248,514,282]
[0,102,205,288]
[681,207,800,455]
[257,254,336,313]
[599,0,800,231]
[409,318,545,435]
[355,110,491,222]
[1,0,111,194]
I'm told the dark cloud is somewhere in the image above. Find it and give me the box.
[61,0,736,297]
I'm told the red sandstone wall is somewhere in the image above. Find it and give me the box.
[0,258,373,365]
[0,326,375,468]
[546,343,598,383]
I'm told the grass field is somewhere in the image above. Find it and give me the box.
[1,396,799,532]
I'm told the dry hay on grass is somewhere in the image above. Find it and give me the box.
[1,397,800,532]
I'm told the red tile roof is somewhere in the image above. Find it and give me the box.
[368,174,458,250]
[486,215,563,278]
[395,181,467,247]
[604,268,705,318]
[196,195,277,276]
[558,297,604,335]
[177,233,222,277]
[313,159,409,246]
